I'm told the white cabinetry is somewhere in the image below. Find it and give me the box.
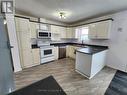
[51,25,60,34]
[54,46,59,60]
[67,46,75,59]
[30,22,37,38]
[51,25,60,41]
[88,23,97,39]
[76,50,107,79]
[15,17,30,32]
[88,20,112,39]
[51,25,66,41]
[60,27,66,38]
[40,24,49,30]
[66,45,80,59]
[66,27,75,38]
[15,17,34,68]
[32,49,40,66]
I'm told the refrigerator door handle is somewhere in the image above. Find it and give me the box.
[7,41,14,49]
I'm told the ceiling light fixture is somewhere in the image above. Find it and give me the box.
[59,12,66,19]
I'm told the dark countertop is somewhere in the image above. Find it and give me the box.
[76,46,108,55]
[50,42,108,48]
[50,42,108,55]
[31,44,39,49]
[31,42,108,54]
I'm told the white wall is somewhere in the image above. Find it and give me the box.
[6,14,22,72]
[74,10,127,72]
[106,11,127,72]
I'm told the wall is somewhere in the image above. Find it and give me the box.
[73,10,127,72]
[6,14,22,72]
[106,11,127,72]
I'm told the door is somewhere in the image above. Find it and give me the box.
[0,16,14,94]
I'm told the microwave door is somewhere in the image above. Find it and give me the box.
[38,32,49,38]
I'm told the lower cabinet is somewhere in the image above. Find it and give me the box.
[21,49,34,68]
[66,45,80,59]
[32,49,40,66]
[54,46,59,60]
[76,50,107,79]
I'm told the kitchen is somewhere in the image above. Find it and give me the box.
[1,0,127,95]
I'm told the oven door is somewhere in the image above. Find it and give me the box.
[40,47,54,58]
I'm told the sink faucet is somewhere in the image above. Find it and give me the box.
[81,40,84,44]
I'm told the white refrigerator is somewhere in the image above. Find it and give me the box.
[0,16,15,95]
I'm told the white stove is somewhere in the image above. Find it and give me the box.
[37,40,55,64]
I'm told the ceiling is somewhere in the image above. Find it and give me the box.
[15,0,127,24]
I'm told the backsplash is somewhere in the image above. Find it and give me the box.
[81,39,110,46]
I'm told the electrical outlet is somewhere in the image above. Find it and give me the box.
[118,28,122,32]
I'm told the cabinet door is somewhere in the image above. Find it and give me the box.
[66,46,71,57]
[22,50,33,68]
[51,25,59,34]
[67,46,75,59]
[76,52,92,77]
[32,49,40,66]
[66,28,74,38]
[20,31,31,50]
[51,25,60,40]
[54,47,59,60]
[18,31,33,68]
[88,23,97,39]
[40,24,49,30]
[96,20,111,39]
[30,22,37,38]
[60,27,66,38]
[15,17,30,32]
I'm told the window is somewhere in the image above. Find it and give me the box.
[75,27,89,41]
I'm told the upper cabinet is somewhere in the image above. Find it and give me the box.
[66,27,75,38]
[88,23,97,39]
[51,25,60,34]
[39,24,50,31]
[88,20,112,39]
[51,25,66,41]
[60,26,66,38]
[15,17,30,32]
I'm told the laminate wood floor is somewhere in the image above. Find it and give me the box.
[14,58,116,95]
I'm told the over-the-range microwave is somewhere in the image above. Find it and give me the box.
[37,29,51,38]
